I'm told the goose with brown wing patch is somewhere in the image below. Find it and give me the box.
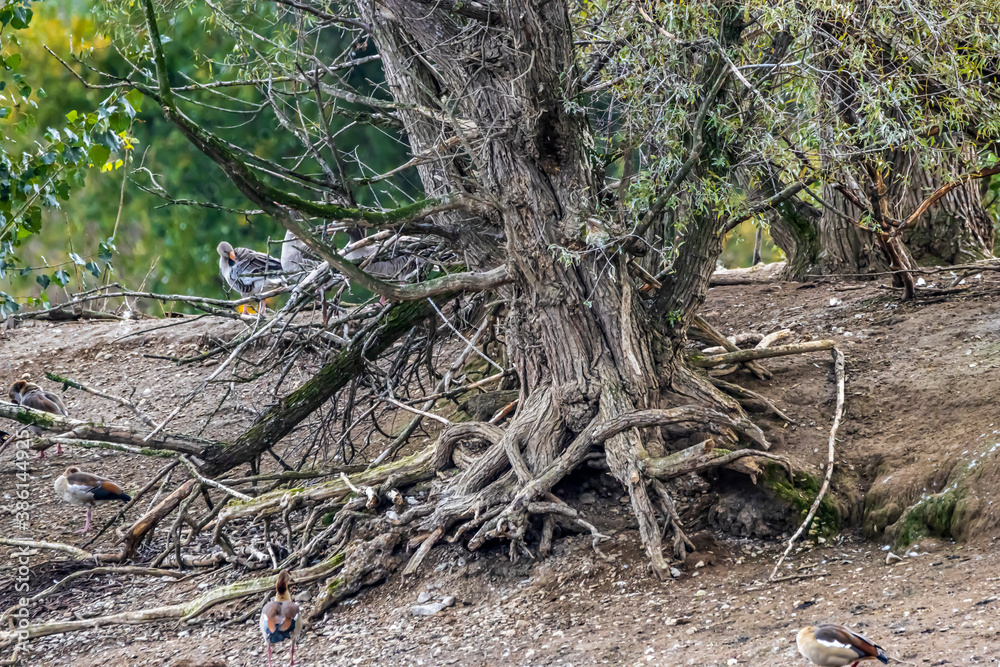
[54,466,131,533]
[9,380,69,456]
[260,569,300,666]
[797,624,889,666]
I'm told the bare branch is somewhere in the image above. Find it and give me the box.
[771,348,845,579]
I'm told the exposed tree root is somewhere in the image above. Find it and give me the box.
[771,347,845,579]
[2,311,836,660]
[650,479,695,560]
[708,377,795,424]
[0,553,348,646]
[311,532,400,617]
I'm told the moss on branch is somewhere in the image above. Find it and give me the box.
[199,299,437,477]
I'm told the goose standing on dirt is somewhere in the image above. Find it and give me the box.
[54,466,131,533]
[797,624,889,666]
[217,241,284,313]
[8,380,69,456]
[260,569,301,667]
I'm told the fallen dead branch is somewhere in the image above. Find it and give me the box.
[0,400,208,456]
[177,455,251,501]
[756,328,792,350]
[121,480,198,561]
[771,347,845,579]
[0,538,117,562]
[690,339,835,367]
[701,332,764,354]
[708,261,787,285]
[0,566,186,627]
[11,282,292,322]
[692,315,771,379]
[82,460,180,549]
[0,554,347,646]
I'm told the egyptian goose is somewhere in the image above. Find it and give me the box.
[9,380,69,456]
[54,466,131,533]
[260,569,301,667]
[217,241,284,312]
[797,624,889,666]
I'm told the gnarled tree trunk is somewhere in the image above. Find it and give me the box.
[132,0,779,585]
[355,0,754,578]
[900,147,994,265]
[771,157,994,280]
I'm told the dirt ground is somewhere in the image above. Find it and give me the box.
[4,271,1000,666]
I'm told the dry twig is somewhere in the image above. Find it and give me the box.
[771,347,845,579]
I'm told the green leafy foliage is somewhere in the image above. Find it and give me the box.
[581,0,1000,270]
[0,1,410,311]
[0,0,139,315]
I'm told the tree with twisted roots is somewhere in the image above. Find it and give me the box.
[130,0,1000,577]
[3,0,998,640]
[110,0,803,584]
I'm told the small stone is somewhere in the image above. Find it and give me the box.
[886,552,903,565]
[410,596,456,616]
[417,591,432,604]
[670,567,683,579]
[580,492,596,505]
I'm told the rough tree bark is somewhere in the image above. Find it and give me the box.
[348,0,761,578]
[770,150,994,279]
[132,0,778,584]
[899,147,995,265]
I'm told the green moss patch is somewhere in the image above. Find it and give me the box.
[888,486,959,552]
[763,464,841,538]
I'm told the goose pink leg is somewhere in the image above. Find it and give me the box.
[77,507,92,534]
